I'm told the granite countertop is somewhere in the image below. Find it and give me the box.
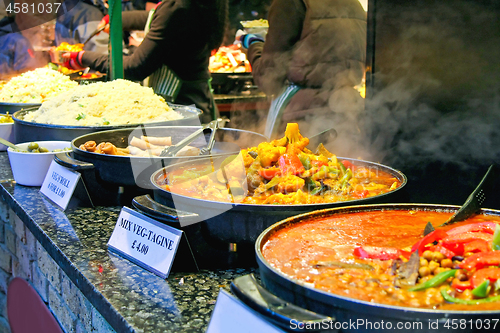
[0,153,256,332]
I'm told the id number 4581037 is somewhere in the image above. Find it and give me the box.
[6,2,62,14]
[443,319,498,330]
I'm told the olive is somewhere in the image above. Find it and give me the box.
[27,142,39,150]
[39,147,49,153]
[31,148,40,153]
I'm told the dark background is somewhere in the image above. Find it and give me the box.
[365,0,500,208]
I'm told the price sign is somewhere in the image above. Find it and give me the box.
[206,289,286,333]
[40,160,83,210]
[107,206,183,278]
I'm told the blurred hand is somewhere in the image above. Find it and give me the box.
[48,46,62,64]
[238,33,265,49]
[97,15,110,34]
[62,51,86,70]
[128,35,141,47]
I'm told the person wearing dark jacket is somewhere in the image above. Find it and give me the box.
[54,0,228,123]
[241,0,366,150]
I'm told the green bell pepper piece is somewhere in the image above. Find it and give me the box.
[492,224,500,251]
[339,169,353,190]
[298,153,312,170]
[441,288,500,304]
[471,280,490,298]
[408,269,457,292]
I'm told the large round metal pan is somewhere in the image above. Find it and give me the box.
[254,204,500,332]
[0,102,41,115]
[146,157,407,244]
[12,104,202,142]
[61,125,267,189]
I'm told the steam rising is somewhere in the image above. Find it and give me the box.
[231,0,500,206]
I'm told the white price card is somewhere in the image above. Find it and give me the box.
[107,206,182,279]
[40,160,82,210]
[206,289,286,333]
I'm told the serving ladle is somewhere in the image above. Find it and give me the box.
[439,164,497,227]
[423,164,497,235]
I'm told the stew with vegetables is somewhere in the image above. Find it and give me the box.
[262,209,500,310]
[155,123,402,205]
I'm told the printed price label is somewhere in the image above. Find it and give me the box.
[207,289,285,333]
[107,206,182,278]
[40,160,81,210]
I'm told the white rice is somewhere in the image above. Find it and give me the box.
[0,68,78,103]
[23,79,183,126]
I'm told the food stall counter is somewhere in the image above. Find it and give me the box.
[0,152,255,332]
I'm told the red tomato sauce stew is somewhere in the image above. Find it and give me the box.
[261,210,500,310]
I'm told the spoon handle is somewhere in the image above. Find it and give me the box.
[0,137,18,150]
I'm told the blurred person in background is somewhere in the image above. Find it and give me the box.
[240,0,366,155]
[55,0,109,54]
[0,5,40,77]
[51,0,228,123]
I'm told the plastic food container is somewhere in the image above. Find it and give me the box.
[7,141,72,186]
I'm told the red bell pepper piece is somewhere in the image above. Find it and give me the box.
[341,160,353,170]
[460,251,500,270]
[353,189,370,199]
[463,239,491,254]
[353,246,406,260]
[440,242,464,256]
[258,167,281,180]
[311,160,328,168]
[441,232,493,250]
[445,222,497,237]
[428,244,457,258]
[411,229,447,254]
[278,154,305,175]
[471,267,500,288]
[451,278,473,292]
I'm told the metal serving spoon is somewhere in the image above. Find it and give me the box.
[82,24,107,46]
[307,127,337,149]
[159,120,219,157]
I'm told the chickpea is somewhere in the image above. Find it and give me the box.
[396,293,407,302]
[357,280,367,288]
[420,258,429,266]
[433,267,450,275]
[441,258,453,268]
[422,250,434,261]
[462,289,473,299]
[409,299,421,307]
[428,260,440,272]
[432,252,445,262]
[419,276,432,284]
[419,266,432,277]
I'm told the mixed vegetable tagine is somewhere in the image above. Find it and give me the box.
[156,123,401,204]
[262,209,500,310]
